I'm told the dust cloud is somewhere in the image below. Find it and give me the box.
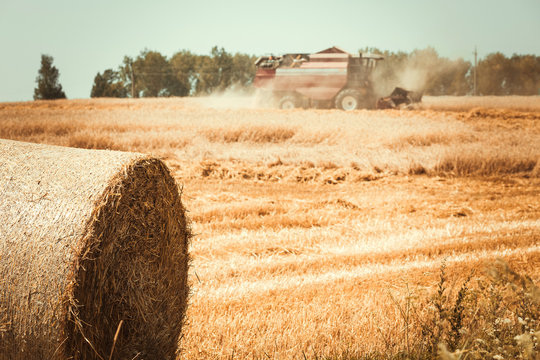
[195,87,261,109]
[371,48,470,97]
[372,60,430,97]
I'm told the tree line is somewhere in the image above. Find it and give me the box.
[367,47,540,96]
[90,46,257,98]
[34,47,540,100]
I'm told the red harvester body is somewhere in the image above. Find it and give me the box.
[254,46,422,110]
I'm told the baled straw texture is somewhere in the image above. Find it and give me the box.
[0,139,190,359]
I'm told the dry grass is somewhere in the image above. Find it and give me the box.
[181,177,539,359]
[1,97,539,182]
[0,96,539,358]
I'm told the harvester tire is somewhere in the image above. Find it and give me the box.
[335,89,362,111]
[278,95,299,110]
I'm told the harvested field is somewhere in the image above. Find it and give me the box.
[1,97,539,182]
[0,139,190,359]
[0,96,539,358]
[421,95,540,112]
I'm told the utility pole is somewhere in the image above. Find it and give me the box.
[130,64,135,98]
[473,46,478,96]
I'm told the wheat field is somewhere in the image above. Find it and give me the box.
[1,96,539,358]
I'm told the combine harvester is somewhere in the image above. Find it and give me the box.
[253,46,422,110]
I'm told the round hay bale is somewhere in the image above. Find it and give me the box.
[0,139,191,359]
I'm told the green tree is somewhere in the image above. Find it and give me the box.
[194,54,214,94]
[195,46,233,94]
[426,56,471,95]
[447,58,472,96]
[230,52,257,89]
[118,56,139,98]
[133,50,171,97]
[478,52,509,95]
[169,50,199,96]
[505,54,540,95]
[90,69,128,98]
[33,54,66,100]
[211,46,233,91]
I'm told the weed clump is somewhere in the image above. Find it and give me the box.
[392,261,540,360]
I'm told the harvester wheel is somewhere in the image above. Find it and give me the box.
[278,95,298,110]
[335,89,362,111]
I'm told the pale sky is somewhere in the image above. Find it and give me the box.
[1,0,539,102]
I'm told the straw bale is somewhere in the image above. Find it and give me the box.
[0,139,190,359]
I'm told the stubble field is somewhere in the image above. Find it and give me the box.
[1,96,539,358]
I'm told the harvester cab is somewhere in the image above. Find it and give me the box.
[254,46,384,110]
[254,53,309,69]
